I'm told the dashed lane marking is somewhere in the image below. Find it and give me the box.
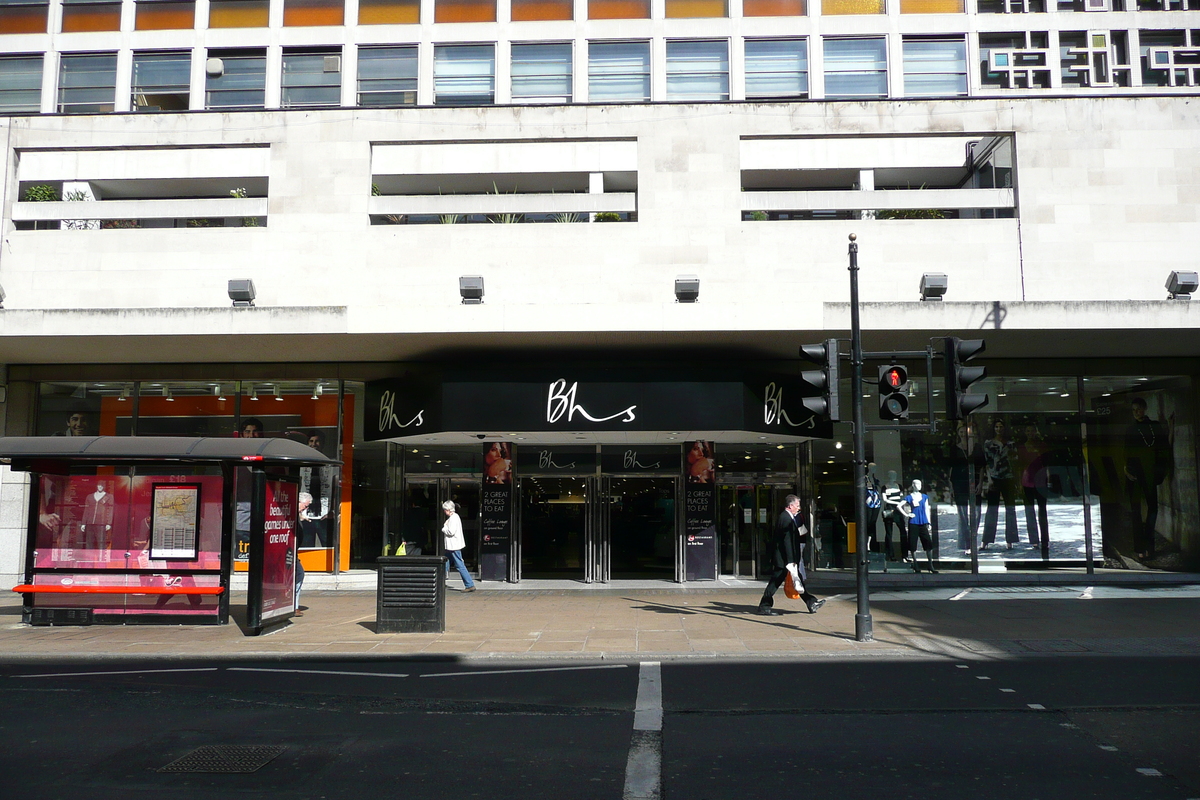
[624,661,662,800]
[420,664,629,679]
[228,667,409,678]
[14,667,220,679]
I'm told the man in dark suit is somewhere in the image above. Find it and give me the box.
[758,494,825,616]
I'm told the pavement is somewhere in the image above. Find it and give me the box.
[4,576,1200,662]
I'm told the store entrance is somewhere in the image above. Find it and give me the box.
[517,476,589,579]
[608,477,677,579]
[400,478,480,573]
[718,484,791,578]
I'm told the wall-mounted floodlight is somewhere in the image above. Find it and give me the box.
[1166,270,1198,300]
[675,275,700,303]
[920,273,948,301]
[459,276,484,304]
[228,279,256,307]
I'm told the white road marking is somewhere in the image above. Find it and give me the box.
[1099,745,1119,752]
[1000,688,1016,693]
[950,589,972,601]
[1028,703,1046,710]
[420,664,629,679]
[1136,768,1163,777]
[14,667,220,679]
[1079,586,1094,599]
[624,661,663,800]
[955,664,970,669]
[976,676,991,680]
[228,667,409,678]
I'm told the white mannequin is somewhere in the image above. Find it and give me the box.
[903,479,937,574]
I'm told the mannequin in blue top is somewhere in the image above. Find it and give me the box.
[903,479,938,574]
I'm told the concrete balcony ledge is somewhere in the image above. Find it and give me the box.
[824,300,1200,331]
[11,197,268,222]
[0,306,348,337]
[369,192,637,216]
[743,188,1014,212]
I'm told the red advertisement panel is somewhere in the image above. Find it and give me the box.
[261,479,298,620]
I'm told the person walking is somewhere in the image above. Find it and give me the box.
[757,494,824,616]
[441,500,477,593]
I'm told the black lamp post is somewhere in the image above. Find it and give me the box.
[848,233,872,643]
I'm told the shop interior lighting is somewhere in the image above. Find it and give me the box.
[274,386,283,401]
[1166,270,1198,300]
[249,386,259,401]
[919,273,948,301]
[674,275,700,303]
[118,386,131,402]
[228,279,256,307]
[459,276,484,304]
[311,383,324,400]
[163,386,174,401]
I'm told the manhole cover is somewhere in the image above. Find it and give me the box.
[158,745,287,773]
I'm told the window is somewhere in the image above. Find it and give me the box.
[821,0,883,13]
[0,55,43,113]
[205,50,267,109]
[0,0,49,34]
[282,50,342,107]
[58,53,117,113]
[743,0,804,15]
[745,38,808,99]
[433,44,495,106]
[903,37,967,96]
[666,40,729,100]
[434,0,495,21]
[358,0,419,23]
[588,0,649,19]
[61,0,121,31]
[283,0,344,26]
[131,52,191,111]
[823,37,887,99]
[135,0,196,29]
[209,0,269,27]
[588,41,650,102]
[511,43,572,103]
[512,0,572,19]
[900,0,962,11]
[665,0,726,17]
[357,46,418,106]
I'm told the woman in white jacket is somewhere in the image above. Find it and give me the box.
[441,500,476,592]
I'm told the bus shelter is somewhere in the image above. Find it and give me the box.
[3,436,340,634]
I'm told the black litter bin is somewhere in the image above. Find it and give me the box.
[376,555,446,633]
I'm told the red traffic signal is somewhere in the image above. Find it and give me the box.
[878,364,910,421]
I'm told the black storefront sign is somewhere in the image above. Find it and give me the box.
[600,446,682,474]
[684,446,718,581]
[519,445,597,475]
[366,368,831,441]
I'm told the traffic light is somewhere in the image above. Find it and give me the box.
[944,337,988,419]
[878,364,910,421]
[799,339,840,422]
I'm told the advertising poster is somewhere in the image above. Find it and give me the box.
[149,483,200,561]
[684,441,717,581]
[260,479,298,621]
[480,442,512,581]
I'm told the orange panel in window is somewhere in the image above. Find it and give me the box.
[821,0,882,12]
[0,6,49,33]
[209,0,269,27]
[283,0,344,25]
[61,4,121,32]
[743,0,803,15]
[665,0,725,16]
[587,0,649,18]
[511,0,572,20]
[358,0,419,23]
[135,1,196,29]
[899,0,961,10]
[434,0,495,22]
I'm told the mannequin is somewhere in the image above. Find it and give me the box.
[80,480,114,553]
[865,463,882,562]
[880,470,907,562]
[904,479,937,574]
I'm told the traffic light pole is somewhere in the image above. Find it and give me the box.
[848,234,872,643]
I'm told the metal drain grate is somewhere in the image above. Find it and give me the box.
[158,745,287,773]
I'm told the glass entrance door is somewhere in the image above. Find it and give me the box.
[400,478,481,573]
[717,484,784,579]
[517,476,588,579]
[609,477,676,579]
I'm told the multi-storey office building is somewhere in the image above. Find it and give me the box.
[0,0,1198,602]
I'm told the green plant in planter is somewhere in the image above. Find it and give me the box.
[230,187,259,227]
[22,184,59,202]
[551,212,582,223]
[61,189,93,231]
[750,211,768,222]
[594,212,621,222]
[876,208,947,220]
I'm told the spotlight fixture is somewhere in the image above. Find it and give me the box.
[920,273,948,301]
[459,276,484,304]
[674,275,700,303]
[274,385,284,401]
[228,279,256,307]
[118,386,131,402]
[1166,270,1198,300]
[163,386,174,401]
[249,385,259,401]
[311,383,324,400]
